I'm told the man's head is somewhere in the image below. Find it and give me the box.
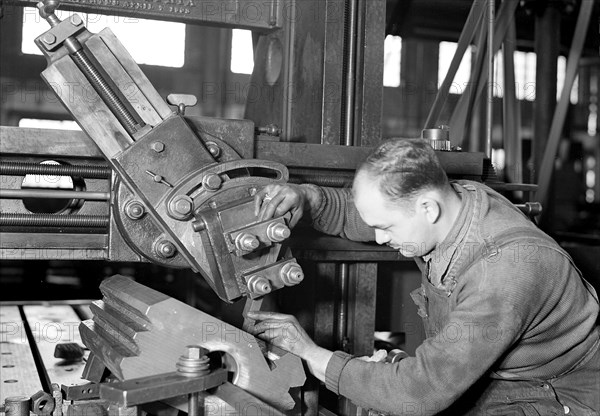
[352,138,454,257]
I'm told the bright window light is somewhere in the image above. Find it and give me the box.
[438,41,472,95]
[19,118,80,130]
[514,51,537,101]
[383,35,402,87]
[230,29,254,74]
[21,7,185,67]
[557,56,579,105]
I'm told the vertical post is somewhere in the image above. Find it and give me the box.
[502,19,522,185]
[485,0,495,159]
[533,5,560,182]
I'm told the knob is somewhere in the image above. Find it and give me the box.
[155,240,177,258]
[266,222,291,242]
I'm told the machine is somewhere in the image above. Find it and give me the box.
[0,0,534,414]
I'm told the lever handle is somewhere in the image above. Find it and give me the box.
[37,0,61,27]
[167,94,198,116]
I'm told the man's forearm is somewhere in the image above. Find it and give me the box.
[300,344,333,382]
[299,184,324,220]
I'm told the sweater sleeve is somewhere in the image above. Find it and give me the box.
[310,186,375,242]
[324,256,541,415]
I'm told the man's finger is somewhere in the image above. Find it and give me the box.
[246,311,291,320]
[258,193,287,222]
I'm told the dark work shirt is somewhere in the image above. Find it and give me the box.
[311,181,600,415]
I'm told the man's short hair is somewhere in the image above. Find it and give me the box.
[357,138,449,204]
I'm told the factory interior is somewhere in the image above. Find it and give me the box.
[1,0,599,415]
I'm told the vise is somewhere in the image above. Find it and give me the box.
[29,0,303,303]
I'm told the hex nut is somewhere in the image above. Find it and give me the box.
[202,173,222,191]
[235,233,260,252]
[30,391,54,415]
[151,141,165,153]
[266,222,291,242]
[246,275,272,296]
[280,262,304,286]
[169,195,193,219]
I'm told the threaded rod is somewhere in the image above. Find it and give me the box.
[72,50,139,135]
[1,189,110,201]
[0,213,109,228]
[1,161,111,179]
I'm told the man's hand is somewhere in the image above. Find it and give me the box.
[253,183,321,228]
[245,311,333,381]
[245,311,316,357]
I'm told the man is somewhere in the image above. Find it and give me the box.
[247,138,600,415]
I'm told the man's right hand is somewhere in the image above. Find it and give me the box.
[253,183,309,228]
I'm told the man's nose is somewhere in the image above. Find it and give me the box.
[375,229,390,245]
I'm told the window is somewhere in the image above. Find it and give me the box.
[438,41,472,94]
[21,7,185,67]
[492,52,578,103]
[383,35,402,87]
[230,29,254,74]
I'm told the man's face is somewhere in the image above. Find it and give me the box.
[353,173,432,258]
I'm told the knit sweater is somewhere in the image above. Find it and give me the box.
[311,181,600,415]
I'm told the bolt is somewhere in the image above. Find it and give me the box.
[266,222,291,242]
[246,275,272,296]
[280,262,304,286]
[42,33,56,45]
[125,200,145,220]
[185,345,207,359]
[206,141,221,158]
[202,173,222,191]
[151,141,165,153]
[169,195,193,218]
[156,240,177,258]
[235,233,260,252]
[70,14,83,26]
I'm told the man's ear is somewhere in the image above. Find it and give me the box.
[417,195,441,224]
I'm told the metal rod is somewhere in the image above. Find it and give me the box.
[71,50,139,136]
[343,0,358,147]
[485,0,495,159]
[188,392,199,416]
[0,213,109,228]
[424,0,486,129]
[0,161,111,179]
[337,263,349,350]
[1,189,110,201]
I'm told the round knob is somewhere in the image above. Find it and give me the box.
[266,222,291,242]
[246,275,272,296]
[235,233,260,252]
[206,141,221,158]
[125,200,145,220]
[280,262,304,286]
[156,240,177,258]
[202,173,222,191]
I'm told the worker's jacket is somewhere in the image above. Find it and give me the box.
[309,181,600,415]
